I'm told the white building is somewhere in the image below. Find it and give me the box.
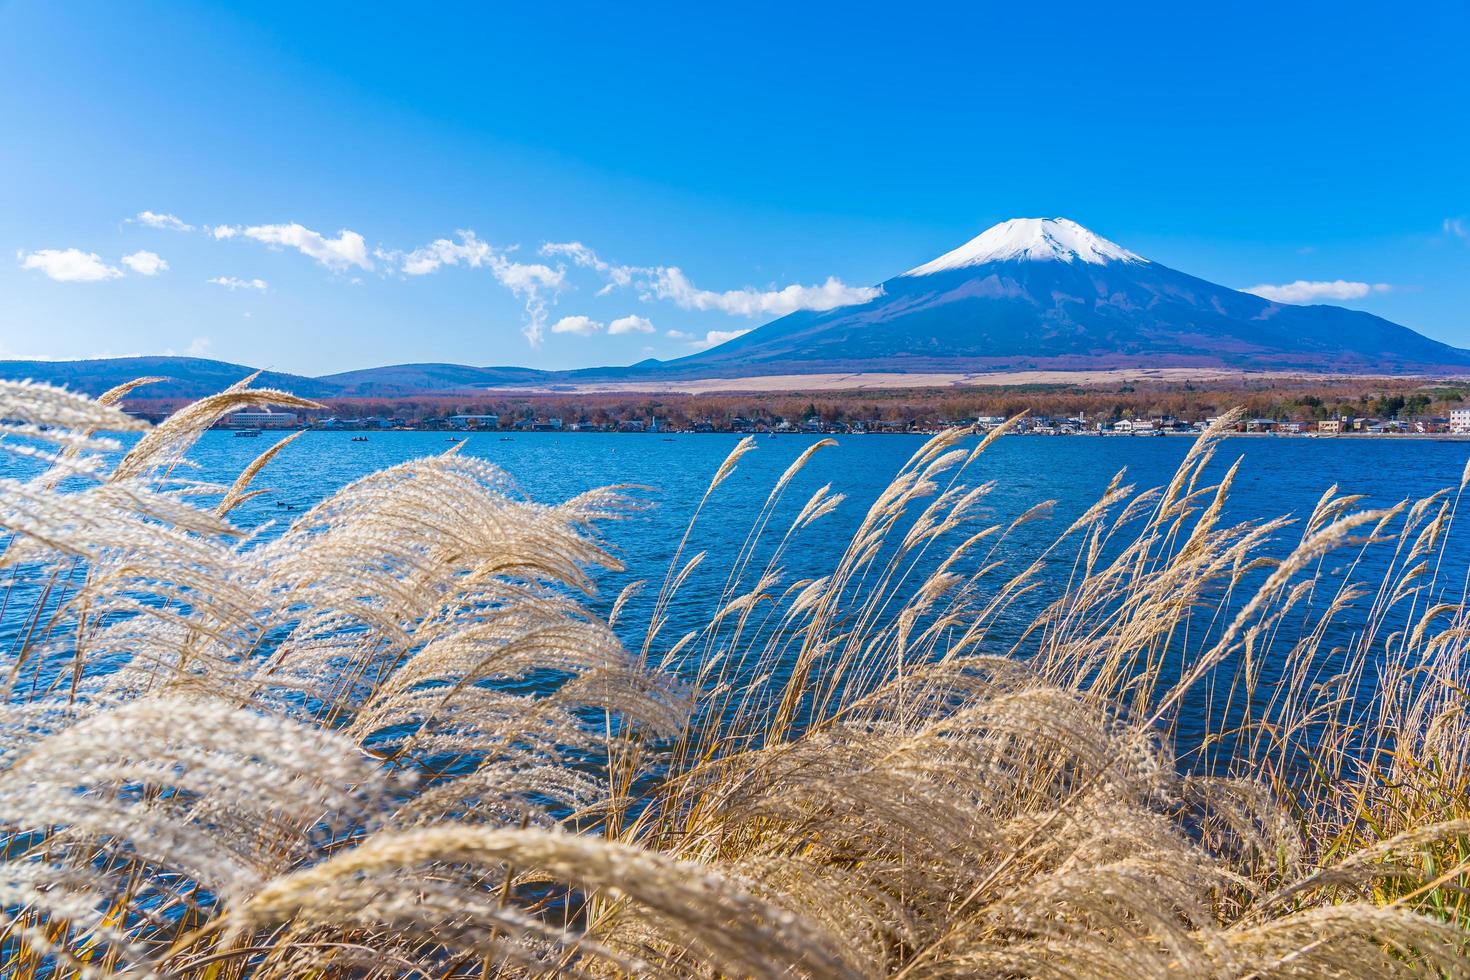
[228,411,298,428]
[1450,409,1470,434]
[448,414,499,430]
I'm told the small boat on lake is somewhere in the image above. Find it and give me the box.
[351,436,369,442]
[234,429,261,438]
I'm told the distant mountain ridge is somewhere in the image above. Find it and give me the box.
[0,357,557,400]
[7,219,1469,397]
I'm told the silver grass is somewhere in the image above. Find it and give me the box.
[2,383,1470,978]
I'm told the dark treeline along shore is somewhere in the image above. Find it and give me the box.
[114,374,1470,437]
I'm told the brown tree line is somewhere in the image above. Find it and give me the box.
[125,377,1470,427]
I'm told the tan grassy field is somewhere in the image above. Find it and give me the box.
[496,367,1304,394]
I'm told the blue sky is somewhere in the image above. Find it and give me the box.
[2,0,1467,376]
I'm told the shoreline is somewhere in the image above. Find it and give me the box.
[208,427,1470,442]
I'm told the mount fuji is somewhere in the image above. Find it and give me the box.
[663,218,1470,376]
[7,219,1469,398]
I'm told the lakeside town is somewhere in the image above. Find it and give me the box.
[204,406,1470,437]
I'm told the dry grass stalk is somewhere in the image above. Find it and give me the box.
[0,380,1467,977]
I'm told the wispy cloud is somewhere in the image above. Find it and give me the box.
[397,233,492,275]
[650,267,880,317]
[542,240,881,317]
[121,250,168,276]
[35,212,880,349]
[18,248,123,282]
[608,314,654,335]
[664,327,751,349]
[689,328,751,349]
[397,231,565,346]
[1445,217,1468,240]
[243,222,373,271]
[398,231,562,289]
[1243,279,1392,304]
[541,241,641,295]
[550,315,603,336]
[207,276,268,291]
[132,211,193,232]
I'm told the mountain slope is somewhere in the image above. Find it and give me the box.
[665,218,1470,376]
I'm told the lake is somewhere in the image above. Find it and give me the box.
[129,431,1470,657]
[195,428,1470,565]
[4,429,1469,756]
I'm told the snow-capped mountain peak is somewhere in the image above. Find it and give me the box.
[902,217,1145,276]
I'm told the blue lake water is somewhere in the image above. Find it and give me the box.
[198,430,1470,589]
[4,430,1470,758]
[196,429,1470,546]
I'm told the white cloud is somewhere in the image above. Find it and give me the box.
[243,222,373,271]
[18,248,123,282]
[133,211,193,232]
[400,231,563,289]
[1445,217,1468,239]
[663,327,750,348]
[207,276,268,291]
[689,328,751,349]
[212,225,240,239]
[651,267,881,317]
[540,240,602,269]
[1243,280,1392,304]
[608,314,655,335]
[541,241,643,294]
[400,231,566,347]
[495,258,564,293]
[399,233,492,275]
[544,239,882,318]
[121,250,168,275]
[160,336,215,358]
[551,315,603,336]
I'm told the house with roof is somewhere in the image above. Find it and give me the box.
[448,414,500,430]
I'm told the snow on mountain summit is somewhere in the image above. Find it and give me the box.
[902,218,1145,276]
